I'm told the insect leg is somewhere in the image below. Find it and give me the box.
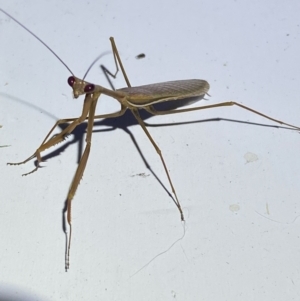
[7,97,95,175]
[65,97,98,270]
[145,102,300,131]
[131,108,185,221]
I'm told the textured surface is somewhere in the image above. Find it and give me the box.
[118,79,210,105]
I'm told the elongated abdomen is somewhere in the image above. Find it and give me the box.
[117,79,210,107]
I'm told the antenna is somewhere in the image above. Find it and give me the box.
[1,8,74,75]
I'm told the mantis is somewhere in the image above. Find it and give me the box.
[2,8,300,270]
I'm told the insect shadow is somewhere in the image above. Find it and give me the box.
[31,94,290,236]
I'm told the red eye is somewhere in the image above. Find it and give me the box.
[68,76,75,87]
[84,84,95,93]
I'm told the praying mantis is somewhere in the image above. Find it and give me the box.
[2,8,300,271]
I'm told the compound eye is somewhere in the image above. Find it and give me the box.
[84,84,95,93]
[68,76,75,87]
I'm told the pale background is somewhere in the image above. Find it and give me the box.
[1,0,300,300]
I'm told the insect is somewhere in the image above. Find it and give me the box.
[135,53,146,59]
[2,8,300,270]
